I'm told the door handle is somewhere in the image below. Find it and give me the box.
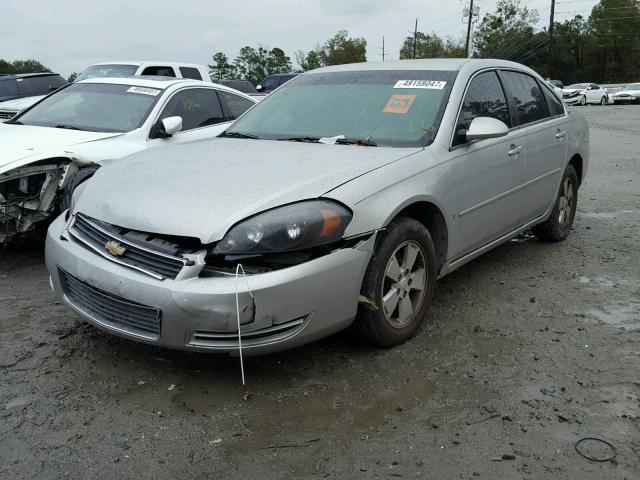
[508,145,523,156]
[555,130,567,139]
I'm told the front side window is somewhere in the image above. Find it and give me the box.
[159,88,224,131]
[453,70,510,146]
[218,90,254,120]
[13,83,161,132]
[228,70,457,148]
[501,71,549,126]
[261,76,279,91]
[76,64,138,81]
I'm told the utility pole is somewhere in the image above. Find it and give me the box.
[382,36,385,61]
[465,0,474,58]
[413,18,418,59]
[549,0,556,78]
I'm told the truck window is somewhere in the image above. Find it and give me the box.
[141,66,176,77]
[179,67,203,80]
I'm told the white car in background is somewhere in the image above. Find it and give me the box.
[611,83,640,104]
[76,61,211,82]
[561,83,608,106]
[0,77,255,244]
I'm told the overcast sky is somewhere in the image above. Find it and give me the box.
[1,0,599,77]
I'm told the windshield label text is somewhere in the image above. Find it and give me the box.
[393,80,447,90]
[126,86,161,96]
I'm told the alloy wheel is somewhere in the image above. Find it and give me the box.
[558,176,575,227]
[381,240,428,328]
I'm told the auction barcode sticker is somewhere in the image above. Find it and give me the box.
[127,86,161,96]
[393,80,447,89]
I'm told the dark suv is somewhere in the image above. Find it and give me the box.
[256,73,299,93]
[0,73,68,103]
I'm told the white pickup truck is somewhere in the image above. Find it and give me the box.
[76,61,211,82]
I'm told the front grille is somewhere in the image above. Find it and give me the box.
[60,268,161,339]
[69,214,186,280]
[0,110,16,121]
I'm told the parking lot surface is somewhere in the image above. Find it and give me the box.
[1,106,639,479]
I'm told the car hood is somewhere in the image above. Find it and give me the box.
[0,95,45,111]
[0,124,124,172]
[562,88,585,94]
[76,138,421,244]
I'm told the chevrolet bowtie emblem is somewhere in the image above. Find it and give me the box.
[105,240,126,257]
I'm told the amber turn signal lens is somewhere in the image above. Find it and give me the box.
[320,209,343,237]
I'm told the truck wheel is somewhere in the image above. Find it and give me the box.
[533,165,578,242]
[352,217,436,347]
[61,166,99,211]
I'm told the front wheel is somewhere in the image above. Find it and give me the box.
[533,164,578,242]
[580,95,587,106]
[352,217,437,347]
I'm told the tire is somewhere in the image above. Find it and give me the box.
[533,164,579,242]
[352,217,437,347]
[580,95,587,106]
[600,96,607,106]
[61,166,99,211]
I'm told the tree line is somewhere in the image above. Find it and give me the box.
[4,0,638,85]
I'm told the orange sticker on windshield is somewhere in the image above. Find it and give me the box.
[383,94,416,114]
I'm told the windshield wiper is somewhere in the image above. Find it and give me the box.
[219,131,260,139]
[275,136,320,143]
[335,137,377,147]
[54,124,87,131]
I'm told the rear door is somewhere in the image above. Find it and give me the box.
[500,70,567,222]
[447,70,525,258]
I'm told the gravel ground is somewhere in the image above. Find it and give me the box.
[1,106,639,479]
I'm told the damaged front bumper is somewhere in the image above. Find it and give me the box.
[0,161,69,243]
[45,213,375,355]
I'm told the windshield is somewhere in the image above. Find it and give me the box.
[567,83,588,89]
[76,64,138,81]
[13,83,161,133]
[624,83,640,90]
[227,70,457,147]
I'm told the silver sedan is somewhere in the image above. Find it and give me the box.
[46,59,589,355]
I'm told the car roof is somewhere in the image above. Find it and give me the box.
[310,58,537,74]
[74,76,257,100]
[89,61,204,68]
[0,72,61,80]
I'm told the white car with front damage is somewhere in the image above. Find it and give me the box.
[0,76,256,244]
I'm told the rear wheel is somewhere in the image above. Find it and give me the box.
[353,217,436,347]
[533,164,578,242]
[600,96,607,106]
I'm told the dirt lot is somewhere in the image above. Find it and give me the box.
[1,106,639,479]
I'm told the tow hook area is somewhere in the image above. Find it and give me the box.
[0,163,68,243]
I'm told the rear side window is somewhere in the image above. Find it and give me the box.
[0,79,19,100]
[501,71,549,125]
[218,90,254,119]
[180,67,203,80]
[159,88,224,131]
[541,84,565,117]
[141,66,176,77]
[453,70,510,146]
[279,75,296,86]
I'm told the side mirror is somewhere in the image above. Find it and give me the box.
[465,116,509,142]
[255,85,263,91]
[162,116,182,136]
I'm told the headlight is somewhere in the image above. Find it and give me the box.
[213,200,352,255]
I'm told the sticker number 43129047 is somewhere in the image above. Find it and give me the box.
[394,80,447,89]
